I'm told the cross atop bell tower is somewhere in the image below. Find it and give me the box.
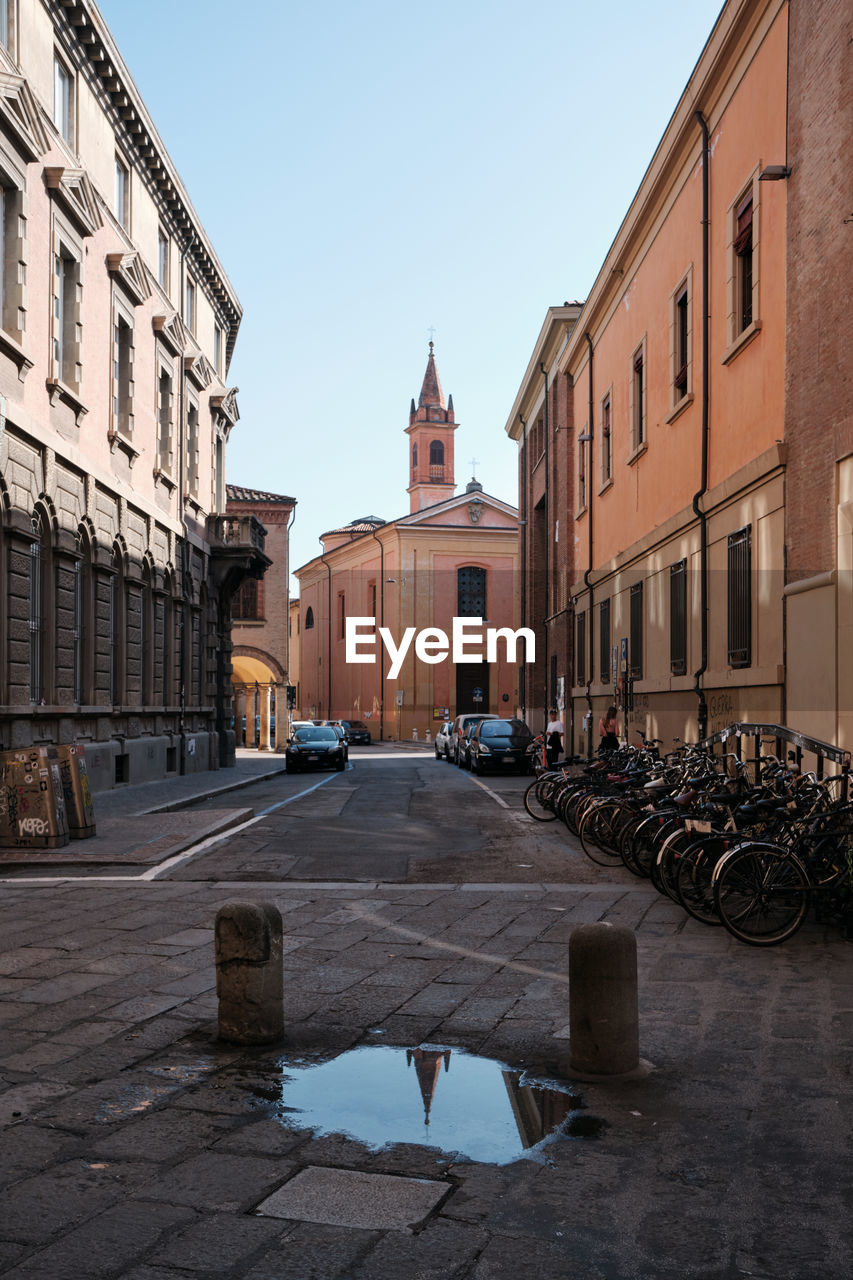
[406,342,457,513]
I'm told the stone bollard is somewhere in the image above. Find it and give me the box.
[215,900,284,1044]
[568,922,639,1076]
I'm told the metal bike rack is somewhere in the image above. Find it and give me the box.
[698,722,851,799]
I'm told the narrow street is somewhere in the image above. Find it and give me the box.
[1,749,851,1278]
[168,750,625,886]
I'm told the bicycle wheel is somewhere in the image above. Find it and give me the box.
[523,775,559,821]
[578,800,625,867]
[655,826,695,903]
[675,835,728,925]
[713,843,810,945]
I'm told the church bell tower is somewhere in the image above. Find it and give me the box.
[406,342,457,513]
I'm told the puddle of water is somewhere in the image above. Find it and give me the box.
[231,1044,602,1165]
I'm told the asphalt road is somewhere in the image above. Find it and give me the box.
[167,748,623,886]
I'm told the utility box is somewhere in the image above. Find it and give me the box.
[53,744,96,839]
[0,752,69,849]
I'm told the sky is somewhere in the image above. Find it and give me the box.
[97,0,724,588]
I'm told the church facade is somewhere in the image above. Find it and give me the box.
[295,347,521,741]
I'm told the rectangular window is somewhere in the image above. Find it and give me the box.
[53,243,80,387]
[53,55,73,144]
[727,527,752,668]
[233,578,258,620]
[114,155,129,229]
[734,197,753,334]
[185,276,196,332]
[673,285,689,402]
[112,312,133,436]
[158,228,169,290]
[338,592,346,640]
[157,364,173,473]
[601,395,612,484]
[0,1,9,50]
[213,324,223,375]
[670,560,687,676]
[370,581,377,617]
[599,598,611,688]
[577,433,587,511]
[629,581,643,680]
[631,345,646,452]
[575,611,586,686]
[186,400,199,497]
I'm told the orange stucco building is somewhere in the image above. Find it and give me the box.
[296,347,520,740]
[508,0,851,755]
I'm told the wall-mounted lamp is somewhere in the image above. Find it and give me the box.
[759,165,790,181]
[577,432,592,443]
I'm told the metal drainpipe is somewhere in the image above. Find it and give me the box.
[284,504,296,736]
[177,231,196,774]
[693,112,710,741]
[584,333,595,758]
[519,414,527,722]
[540,363,549,732]
[370,524,385,741]
[319,543,332,719]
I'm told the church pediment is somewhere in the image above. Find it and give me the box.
[400,491,518,530]
[44,165,103,236]
[106,251,153,306]
[0,72,50,161]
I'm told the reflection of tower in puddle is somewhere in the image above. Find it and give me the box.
[502,1071,577,1149]
[406,1046,452,1129]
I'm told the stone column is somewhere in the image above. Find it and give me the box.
[274,685,286,751]
[259,683,272,751]
[246,685,258,748]
[568,923,639,1076]
[234,684,246,747]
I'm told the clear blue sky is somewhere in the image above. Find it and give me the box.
[98,0,724,586]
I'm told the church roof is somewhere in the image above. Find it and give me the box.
[320,515,386,538]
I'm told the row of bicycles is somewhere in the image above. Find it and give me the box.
[523,737,853,946]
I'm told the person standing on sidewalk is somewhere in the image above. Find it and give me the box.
[545,709,564,767]
[598,705,620,754]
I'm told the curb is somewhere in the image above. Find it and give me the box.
[140,764,289,815]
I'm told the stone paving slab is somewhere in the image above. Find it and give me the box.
[255,1166,450,1231]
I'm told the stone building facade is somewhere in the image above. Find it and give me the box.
[508,0,851,758]
[226,485,296,751]
[0,1,267,790]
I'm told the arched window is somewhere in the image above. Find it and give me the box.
[429,439,444,467]
[304,605,314,629]
[141,560,154,707]
[161,571,174,705]
[457,566,486,618]
[29,510,52,703]
[73,525,94,704]
[412,443,418,469]
[109,543,125,704]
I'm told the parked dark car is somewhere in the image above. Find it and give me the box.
[449,712,499,764]
[332,719,372,745]
[456,720,482,770]
[469,718,534,774]
[319,721,349,761]
[285,725,346,773]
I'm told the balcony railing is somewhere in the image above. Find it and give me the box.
[208,513,267,554]
[429,465,445,480]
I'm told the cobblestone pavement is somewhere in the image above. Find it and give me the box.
[0,753,851,1278]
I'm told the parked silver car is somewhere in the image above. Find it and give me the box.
[434,721,453,760]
